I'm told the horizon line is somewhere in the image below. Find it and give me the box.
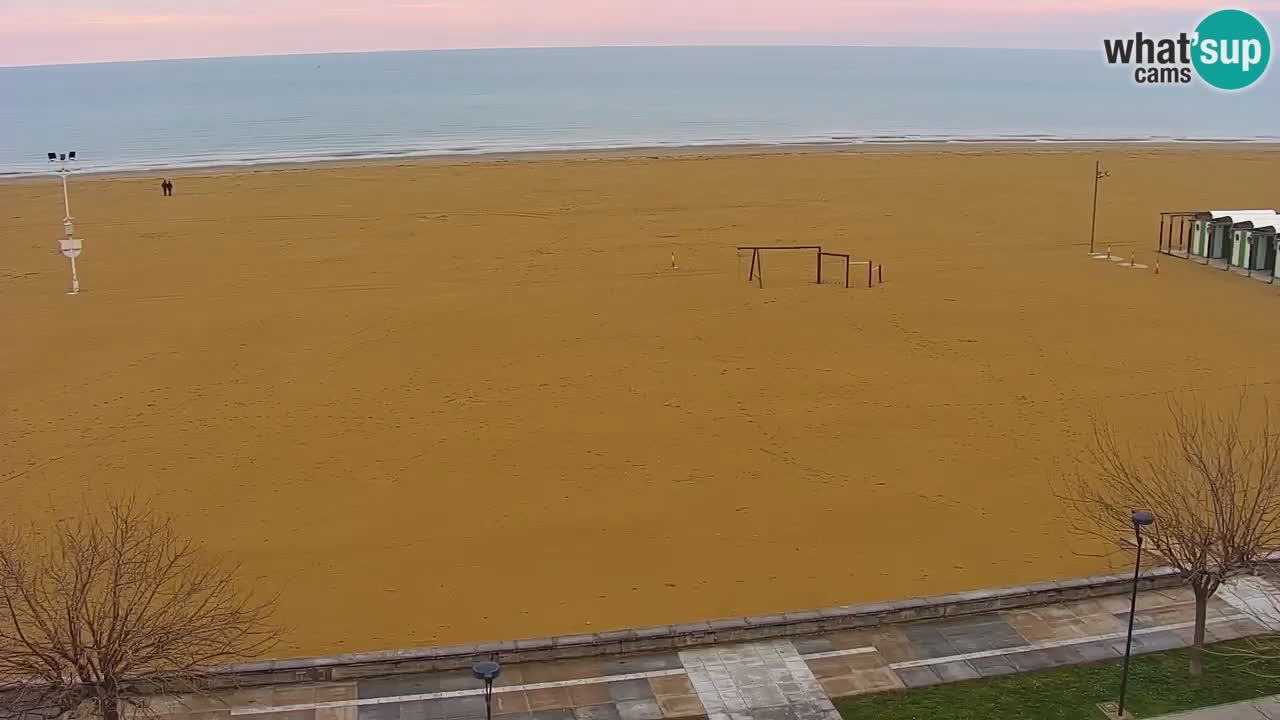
[0,42,1098,70]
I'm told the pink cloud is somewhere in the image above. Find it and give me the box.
[1,0,1277,66]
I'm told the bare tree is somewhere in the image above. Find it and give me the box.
[0,497,279,720]
[1059,393,1280,678]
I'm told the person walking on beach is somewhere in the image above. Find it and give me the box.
[160,179,173,197]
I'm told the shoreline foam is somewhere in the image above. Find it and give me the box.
[6,136,1280,180]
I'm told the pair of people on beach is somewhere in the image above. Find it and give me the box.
[160,179,175,196]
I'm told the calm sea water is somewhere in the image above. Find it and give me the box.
[2,46,1278,176]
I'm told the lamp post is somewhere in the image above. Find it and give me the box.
[48,151,82,294]
[1117,509,1155,719]
[1090,160,1111,255]
[472,659,500,720]
[48,151,77,221]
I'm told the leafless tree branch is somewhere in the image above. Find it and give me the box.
[0,496,280,720]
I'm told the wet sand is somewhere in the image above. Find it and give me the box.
[3,147,1279,659]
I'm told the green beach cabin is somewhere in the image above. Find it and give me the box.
[1236,225,1279,276]
[1226,212,1279,276]
[1190,210,1279,276]
[1245,222,1280,279]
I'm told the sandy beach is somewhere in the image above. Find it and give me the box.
[3,146,1279,660]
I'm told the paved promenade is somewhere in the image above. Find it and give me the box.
[1151,695,1280,719]
[150,579,1271,720]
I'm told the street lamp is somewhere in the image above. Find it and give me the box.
[1089,160,1111,255]
[471,659,500,720]
[1117,509,1155,719]
[49,151,77,222]
[48,151,82,295]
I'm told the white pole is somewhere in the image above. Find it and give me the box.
[68,254,80,295]
[60,170,72,220]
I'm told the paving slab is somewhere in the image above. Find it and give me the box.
[1074,639,1123,663]
[1041,645,1085,666]
[530,711,576,720]
[931,660,980,683]
[1254,696,1280,720]
[435,696,486,718]
[1006,649,1056,673]
[356,705,396,720]
[652,693,704,719]
[567,685,611,707]
[679,640,839,720]
[393,701,437,720]
[572,705,620,720]
[897,625,957,659]
[938,616,1028,654]
[615,699,663,720]
[894,666,942,688]
[967,655,1018,678]
[495,693,533,715]
[527,688,575,712]
[317,708,356,720]
[851,626,917,664]
[1220,577,1280,630]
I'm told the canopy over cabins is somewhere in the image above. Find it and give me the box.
[1206,209,1280,230]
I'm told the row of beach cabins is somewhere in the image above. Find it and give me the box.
[1158,209,1280,283]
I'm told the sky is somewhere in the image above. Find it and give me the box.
[1,0,1277,67]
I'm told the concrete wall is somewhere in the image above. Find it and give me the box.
[198,567,1187,689]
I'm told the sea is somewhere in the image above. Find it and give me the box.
[2,45,1278,177]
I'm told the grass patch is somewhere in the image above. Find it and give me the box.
[836,640,1280,719]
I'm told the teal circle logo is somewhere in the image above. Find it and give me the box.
[1192,9,1271,90]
